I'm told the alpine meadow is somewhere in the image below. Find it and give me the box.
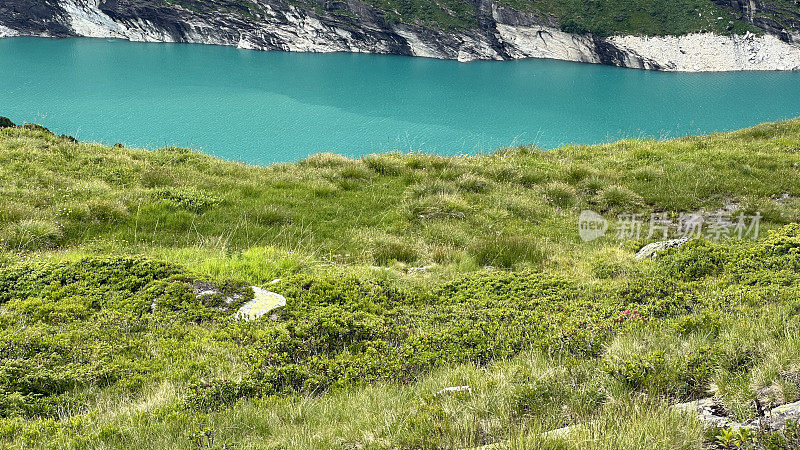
[1,118,800,448]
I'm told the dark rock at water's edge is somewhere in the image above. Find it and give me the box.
[0,0,71,37]
[592,36,663,71]
[0,117,15,129]
[2,120,79,144]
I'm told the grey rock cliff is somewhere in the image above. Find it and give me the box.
[1,0,800,71]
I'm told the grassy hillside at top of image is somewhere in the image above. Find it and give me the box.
[153,0,800,36]
[0,119,799,277]
[161,0,770,34]
[322,0,762,34]
[497,0,759,36]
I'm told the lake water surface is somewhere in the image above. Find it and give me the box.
[2,37,800,164]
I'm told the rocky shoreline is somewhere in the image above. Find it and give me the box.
[2,0,800,71]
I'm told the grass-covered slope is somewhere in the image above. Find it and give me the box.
[495,0,759,36]
[2,121,799,269]
[292,0,764,34]
[0,120,800,448]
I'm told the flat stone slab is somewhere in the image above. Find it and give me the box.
[542,424,582,438]
[437,385,471,395]
[635,237,690,260]
[236,286,286,321]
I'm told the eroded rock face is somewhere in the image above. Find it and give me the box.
[608,32,800,71]
[1,0,800,70]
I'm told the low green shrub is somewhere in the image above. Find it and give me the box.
[0,257,252,417]
[591,258,626,279]
[659,239,726,280]
[184,379,261,411]
[707,421,800,449]
[674,312,722,337]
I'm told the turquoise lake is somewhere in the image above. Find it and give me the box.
[2,36,800,164]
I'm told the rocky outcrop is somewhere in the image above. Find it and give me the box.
[675,397,800,431]
[609,32,800,71]
[635,237,691,260]
[674,397,739,429]
[1,0,800,71]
